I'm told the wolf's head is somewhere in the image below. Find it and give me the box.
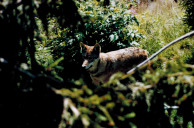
[80,42,101,70]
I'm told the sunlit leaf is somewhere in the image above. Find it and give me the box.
[124,112,136,118]
[48,56,64,68]
[81,114,90,127]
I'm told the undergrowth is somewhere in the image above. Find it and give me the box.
[136,0,194,64]
[34,0,194,127]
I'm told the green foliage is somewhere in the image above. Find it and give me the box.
[181,0,194,30]
[35,44,54,67]
[39,0,143,80]
[33,0,194,128]
[136,0,194,64]
[56,59,194,128]
[76,0,142,49]
[0,0,82,127]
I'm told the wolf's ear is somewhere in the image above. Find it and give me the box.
[93,43,101,55]
[80,42,86,52]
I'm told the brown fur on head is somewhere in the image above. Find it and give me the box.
[80,42,101,69]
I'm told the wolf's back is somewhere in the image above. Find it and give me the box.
[100,47,148,73]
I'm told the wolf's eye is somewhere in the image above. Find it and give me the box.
[82,56,87,59]
[82,53,87,58]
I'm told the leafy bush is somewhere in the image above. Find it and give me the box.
[77,0,142,49]
[57,58,194,128]
[33,1,194,128]
[41,0,143,80]
[181,0,194,29]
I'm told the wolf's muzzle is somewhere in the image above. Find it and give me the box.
[82,60,89,68]
[82,60,94,70]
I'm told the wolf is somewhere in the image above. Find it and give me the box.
[80,42,148,85]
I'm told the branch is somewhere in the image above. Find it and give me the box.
[0,58,74,89]
[127,31,194,74]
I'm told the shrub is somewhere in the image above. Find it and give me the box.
[57,58,194,128]
[0,0,81,127]
[181,0,194,30]
[77,0,142,49]
[46,0,143,80]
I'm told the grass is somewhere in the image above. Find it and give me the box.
[134,1,194,127]
[135,0,194,64]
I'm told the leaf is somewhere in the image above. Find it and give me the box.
[124,112,136,119]
[89,95,100,105]
[109,34,114,42]
[98,106,115,125]
[118,116,125,121]
[55,89,74,97]
[55,88,83,98]
[129,122,137,128]
[84,88,93,95]
[131,33,135,38]
[96,113,107,121]
[115,33,119,41]
[106,102,115,109]
[79,107,91,114]
[81,114,90,127]
[48,56,64,68]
